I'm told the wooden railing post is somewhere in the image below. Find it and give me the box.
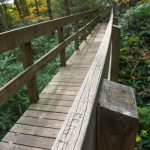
[113,16,118,25]
[89,16,94,34]
[97,79,138,150]
[93,13,98,28]
[110,25,120,82]
[83,16,88,40]
[86,17,90,37]
[74,21,79,50]
[58,27,66,67]
[21,42,39,103]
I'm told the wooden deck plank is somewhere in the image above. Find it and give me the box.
[51,78,84,83]
[0,142,44,150]
[59,68,89,73]
[39,93,76,100]
[48,82,82,86]
[54,72,86,78]
[23,110,67,121]
[38,99,73,107]
[2,132,55,149]
[41,85,79,92]
[29,104,70,113]
[41,89,79,95]
[52,76,84,82]
[17,117,63,128]
[10,124,59,138]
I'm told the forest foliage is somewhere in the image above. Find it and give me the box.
[0,0,150,149]
[118,2,150,149]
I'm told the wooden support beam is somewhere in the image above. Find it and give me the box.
[21,42,39,103]
[58,27,66,67]
[110,25,120,82]
[97,79,138,150]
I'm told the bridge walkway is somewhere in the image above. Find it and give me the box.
[0,23,107,150]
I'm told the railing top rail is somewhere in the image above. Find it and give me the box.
[51,9,113,150]
[0,9,98,54]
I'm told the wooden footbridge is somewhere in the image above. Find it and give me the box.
[0,9,138,150]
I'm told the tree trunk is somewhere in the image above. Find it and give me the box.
[20,0,29,17]
[1,3,7,12]
[35,0,39,16]
[46,0,53,20]
[14,0,22,17]
[63,0,71,16]
[0,14,9,32]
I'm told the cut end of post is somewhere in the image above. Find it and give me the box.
[97,79,139,150]
[99,79,138,119]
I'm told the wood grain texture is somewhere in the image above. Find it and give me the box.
[41,89,78,95]
[38,99,73,107]
[23,110,67,121]
[17,116,64,128]
[10,124,59,138]
[51,11,112,150]
[29,104,70,113]
[97,79,138,150]
[39,93,76,101]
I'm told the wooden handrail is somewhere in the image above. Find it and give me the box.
[0,10,100,106]
[0,9,98,54]
[51,9,114,150]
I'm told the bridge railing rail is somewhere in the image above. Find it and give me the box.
[0,9,101,106]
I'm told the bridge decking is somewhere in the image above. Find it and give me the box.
[0,24,107,150]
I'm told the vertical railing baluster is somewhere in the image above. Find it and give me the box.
[74,20,79,50]
[21,42,39,103]
[58,27,66,67]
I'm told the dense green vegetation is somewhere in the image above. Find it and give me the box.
[0,0,150,149]
[118,2,150,149]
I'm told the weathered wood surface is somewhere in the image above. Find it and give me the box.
[0,23,107,150]
[0,9,98,54]
[97,79,138,150]
[110,25,121,82]
[51,11,113,150]
[0,15,99,106]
